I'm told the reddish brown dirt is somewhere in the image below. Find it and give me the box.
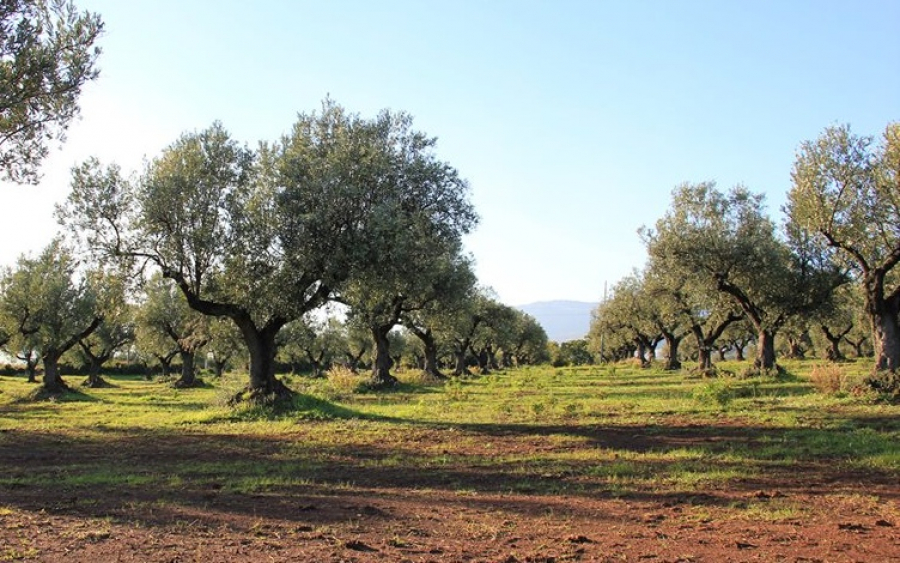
[1,423,898,562]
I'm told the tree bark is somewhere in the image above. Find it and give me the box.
[697,346,713,372]
[471,346,491,375]
[662,332,682,371]
[754,329,777,371]
[845,336,869,358]
[410,327,445,379]
[41,351,68,393]
[486,344,500,371]
[820,324,851,362]
[79,342,111,388]
[732,339,747,361]
[635,339,648,367]
[173,350,198,388]
[345,347,367,373]
[233,317,292,401]
[23,353,38,383]
[305,350,324,378]
[370,324,399,387]
[785,333,807,360]
[156,351,176,377]
[872,308,900,372]
[452,344,470,376]
[862,271,900,372]
[39,317,102,394]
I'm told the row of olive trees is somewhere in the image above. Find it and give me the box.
[0,239,548,393]
[279,290,548,379]
[589,122,899,379]
[0,99,549,400]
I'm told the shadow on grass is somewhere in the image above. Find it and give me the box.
[202,393,391,423]
[0,411,897,532]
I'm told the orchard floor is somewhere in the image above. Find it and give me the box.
[1,425,898,562]
[1,365,899,562]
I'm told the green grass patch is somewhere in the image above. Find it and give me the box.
[0,359,897,505]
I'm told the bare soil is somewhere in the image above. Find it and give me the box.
[1,423,898,562]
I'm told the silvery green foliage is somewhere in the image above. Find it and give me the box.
[0,0,102,183]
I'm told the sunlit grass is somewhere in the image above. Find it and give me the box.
[0,358,898,504]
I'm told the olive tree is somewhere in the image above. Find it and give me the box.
[134,274,209,388]
[0,238,101,392]
[278,317,344,377]
[60,100,476,402]
[787,122,900,372]
[205,317,245,378]
[1,0,102,183]
[505,311,549,366]
[644,182,843,371]
[400,255,477,379]
[588,272,660,367]
[76,270,133,387]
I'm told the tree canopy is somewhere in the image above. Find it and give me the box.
[0,0,102,183]
[61,100,477,401]
[787,122,900,371]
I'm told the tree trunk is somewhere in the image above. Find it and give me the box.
[19,350,39,382]
[690,325,714,372]
[173,350,198,388]
[305,350,324,378]
[845,337,868,358]
[754,329,777,371]
[453,344,469,376]
[662,333,682,371]
[213,359,227,378]
[471,346,491,375]
[863,272,900,372]
[732,340,746,361]
[820,325,848,362]
[25,358,38,383]
[697,346,713,372]
[418,330,446,379]
[716,347,727,362]
[157,353,175,377]
[233,319,292,402]
[872,309,900,372]
[635,340,647,366]
[786,336,805,359]
[81,344,111,388]
[370,325,398,387]
[41,352,68,393]
[83,355,110,388]
[487,345,500,371]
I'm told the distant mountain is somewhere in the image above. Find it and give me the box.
[517,300,598,343]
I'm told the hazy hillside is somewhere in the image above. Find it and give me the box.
[518,300,598,343]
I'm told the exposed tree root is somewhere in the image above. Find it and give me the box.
[171,377,206,389]
[227,377,296,406]
[82,376,115,388]
[15,381,86,403]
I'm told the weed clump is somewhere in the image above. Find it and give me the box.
[692,380,736,409]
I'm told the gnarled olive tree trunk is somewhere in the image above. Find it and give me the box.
[408,326,446,379]
[820,324,851,362]
[233,317,291,400]
[370,324,399,387]
[754,329,777,371]
[660,330,682,371]
[173,350,197,388]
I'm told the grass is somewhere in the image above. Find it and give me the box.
[0,359,898,503]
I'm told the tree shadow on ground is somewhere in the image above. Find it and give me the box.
[0,408,896,532]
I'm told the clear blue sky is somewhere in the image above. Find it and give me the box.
[1,0,897,305]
